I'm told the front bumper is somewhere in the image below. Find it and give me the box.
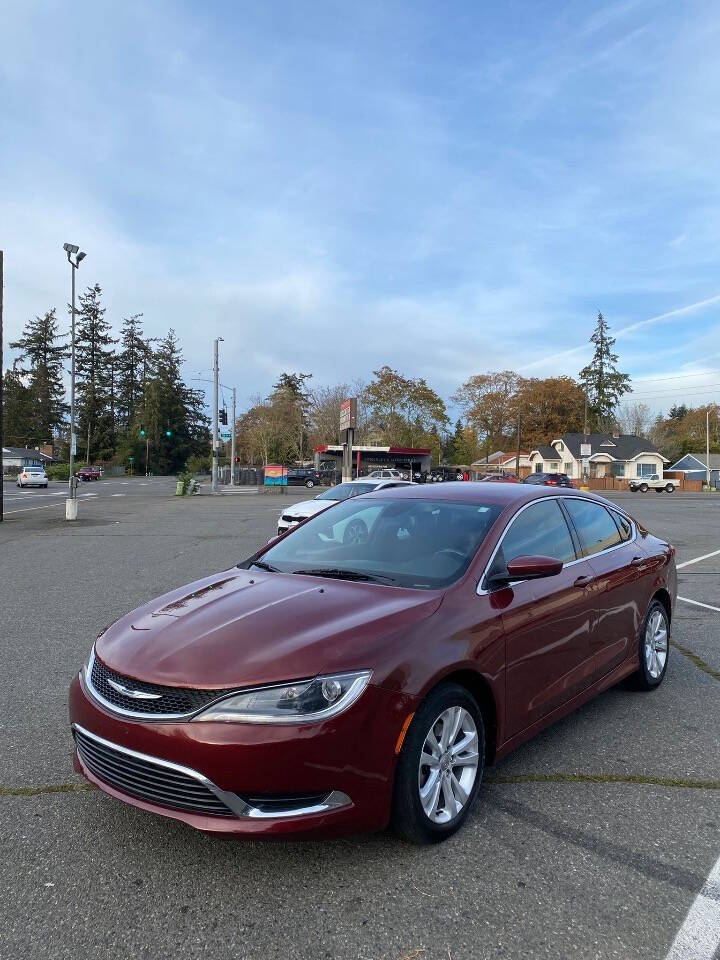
[69,671,413,837]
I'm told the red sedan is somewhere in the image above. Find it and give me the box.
[69,483,675,843]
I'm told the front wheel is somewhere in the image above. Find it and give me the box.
[632,600,670,690]
[639,483,649,492]
[305,479,314,488]
[391,683,485,844]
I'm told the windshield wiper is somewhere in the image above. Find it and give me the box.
[250,560,280,573]
[291,568,395,584]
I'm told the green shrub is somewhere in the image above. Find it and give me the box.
[185,454,211,475]
[46,463,70,481]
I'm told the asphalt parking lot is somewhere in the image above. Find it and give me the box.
[1,482,719,960]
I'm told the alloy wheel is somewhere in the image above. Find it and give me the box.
[418,707,479,824]
[644,609,668,679]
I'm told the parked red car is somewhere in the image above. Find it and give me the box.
[69,483,675,843]
[76,466,101,481]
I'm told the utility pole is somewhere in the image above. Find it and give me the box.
[0,250,3,522]
[211,337,223,493]
[515,416,521,479]
[63,243,86,520]
[231,386,236,486]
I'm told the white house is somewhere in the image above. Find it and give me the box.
[528,433,667,481]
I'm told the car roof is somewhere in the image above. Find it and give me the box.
[364,480,614,508]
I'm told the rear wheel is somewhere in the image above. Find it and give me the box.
[665,483,675,492]
[632,600,670,690]
[391,683,484,844]
[305,479,314,488]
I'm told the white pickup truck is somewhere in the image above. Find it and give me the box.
[628,474,675,493]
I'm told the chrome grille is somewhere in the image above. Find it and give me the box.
[89,653,234,717]
[73,726,236,817]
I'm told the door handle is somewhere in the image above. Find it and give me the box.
[573,574,594,587]
[630,556,646,567]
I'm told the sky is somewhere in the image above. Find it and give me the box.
[1,0,719,417]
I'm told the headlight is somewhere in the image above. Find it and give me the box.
[192,670,372,723]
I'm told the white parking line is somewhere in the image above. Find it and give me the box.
[677,548,720,569]
[3,502,66,515]
[677,596,720,614]
[110,494,126,497]
[664,852,720,959]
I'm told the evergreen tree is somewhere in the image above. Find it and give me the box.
[75,284,117,463]
[578,313,631,429]
[270,372,313,462]
[9,308,68,443]
[142,330,210,474]
[116,313,148,431]
[1,369,34,446]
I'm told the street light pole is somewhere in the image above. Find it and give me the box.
[211,337,223,493]
[63,243,86,520]
[231,386,236,486]
[707,410,711,489]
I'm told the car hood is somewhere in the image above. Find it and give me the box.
[282,498,337,519]
[95,569,443,689]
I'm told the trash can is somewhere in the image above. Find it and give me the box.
[176,479,185,496]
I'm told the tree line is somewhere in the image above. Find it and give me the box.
[5,304,715,471]
[2,284,210,473]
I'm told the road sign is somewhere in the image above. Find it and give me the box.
[71,433,77,456]
[220,430,231,442]
[580,443,591,457]
[127,456,135,462]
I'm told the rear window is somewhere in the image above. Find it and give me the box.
[563,499,623,556]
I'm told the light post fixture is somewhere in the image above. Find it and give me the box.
[211,337,224,493]
[63,242,86,520]
[707,409,719,489]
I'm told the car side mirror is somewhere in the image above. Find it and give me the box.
[487,554,563,589]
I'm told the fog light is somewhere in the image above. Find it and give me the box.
[321,679,342,702]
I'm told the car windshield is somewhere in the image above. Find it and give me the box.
[256,497,502,589]
[315,482,377,501]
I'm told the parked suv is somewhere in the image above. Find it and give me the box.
[286,468,322,488]
[76,466,101,481]
[523,472,573,487]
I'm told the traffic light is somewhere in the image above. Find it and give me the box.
[219,408,228,425]
[139,424,146,437]
[165,428,172,437]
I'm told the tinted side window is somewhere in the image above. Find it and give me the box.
[610,510,632,542]
[564,499,622,556]
[487,500,576,583]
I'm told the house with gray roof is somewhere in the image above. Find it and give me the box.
[668,452,720,487]
[2,446,54,473]
[528,433,667,481]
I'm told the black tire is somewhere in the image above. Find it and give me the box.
[640,483,648,492]
[665,484,674,493]
[631,599,670,691]
[390,683,485,844]
[305,479,314,488]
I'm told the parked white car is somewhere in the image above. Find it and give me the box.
[628,474,675,493]
[277,478,414,536]
[16,466,49,488]
[366,469,405,480]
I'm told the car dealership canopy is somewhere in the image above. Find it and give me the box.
[313,444,432,476]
